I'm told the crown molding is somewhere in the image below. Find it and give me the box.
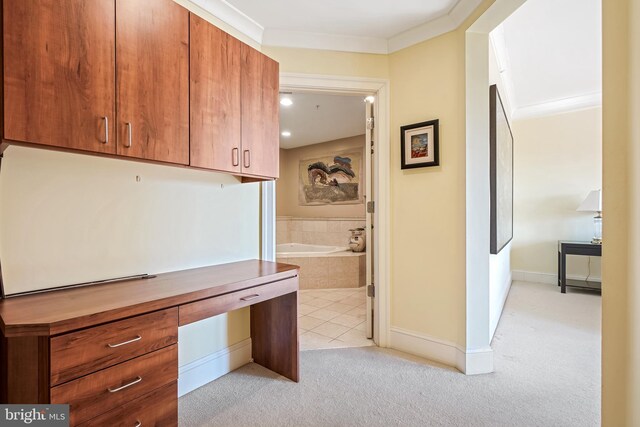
[488,23,602,122]
[388,0,483,53]
[512,92,602,121]
[190,0,484,55]
[262,29,389,55]
[187,0,264,44]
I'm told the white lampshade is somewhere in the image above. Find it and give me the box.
[577,189,602,212]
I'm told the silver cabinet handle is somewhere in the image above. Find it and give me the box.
[134,422,142,427]
[232,148,239,167]
[107,335,142,348]
[102,116,109,144]
[107,376,142,393]
[243,150,250,168]
[240,294,260,301]
[125,122,133,148]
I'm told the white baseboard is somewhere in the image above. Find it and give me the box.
[389,327,493,375]
[457,347,494,375]
[178,338,252,397]
[512,270,601,285]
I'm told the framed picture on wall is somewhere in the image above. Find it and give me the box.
[400,119,440,169]
[490,84,514,255]
[298,150,364,205]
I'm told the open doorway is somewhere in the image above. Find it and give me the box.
[465,0,602,400]
[274,91,374,350]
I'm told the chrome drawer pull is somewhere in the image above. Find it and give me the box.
[134,422,142,427]
[125,122,133,148]
[240,294,260,301]
[107,335,142,348]
[107,376,142,393]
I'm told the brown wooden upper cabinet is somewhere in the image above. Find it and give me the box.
[116,0,189,165]
[2,0,189,165]
[190,14,279,179]
[190,14,242,173]
[2,0,116,154]
[2,1,277,179]
[241,45,280,179]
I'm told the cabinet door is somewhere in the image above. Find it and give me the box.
[241,45,280,179]
[190,14,241,173]
[3,0,115,153]
[116,0,189,164]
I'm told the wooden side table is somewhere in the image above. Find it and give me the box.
[557,241,602,293]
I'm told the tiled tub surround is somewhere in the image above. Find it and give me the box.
[276,217,366,248]
[276,217,367,290]
[277,252,365,290]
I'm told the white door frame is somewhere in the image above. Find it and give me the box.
[261,72,391,347]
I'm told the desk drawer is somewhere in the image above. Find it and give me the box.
[179,276,298,326]
[51,308,178,386]
[51,344,178,426]
[78,381,177,427]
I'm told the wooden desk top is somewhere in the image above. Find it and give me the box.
[0,260,299,337]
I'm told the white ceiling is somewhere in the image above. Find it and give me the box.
[279,93,366,149]
[187,0,602,121]
[189,0,483,53]
[491,0,602,119]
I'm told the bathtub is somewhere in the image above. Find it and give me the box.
[276,243,348,257]
[276,243,365,290]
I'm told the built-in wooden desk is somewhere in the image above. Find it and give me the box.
[0,260,299,426]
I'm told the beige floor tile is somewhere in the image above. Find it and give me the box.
[324,339,352,349]
[330,314,364,328]
[300,331,333,350]
[306,298,334,308]
[346,306,366,318]
[299,294,315,304]
[299,304,319,316]
[320,292,348,302]
[335,329,374,347]
[311,322,351,339]
[324,302,355,314]
[353,321,367,332]
[307,308,342,321]
[299,316,326,331]
[339,296,365,307]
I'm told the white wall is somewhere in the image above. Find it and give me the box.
[511,107,602,281]
[0,146,259,371]
[488,31,513,340]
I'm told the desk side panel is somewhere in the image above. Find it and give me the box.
[0,335,49,403]
[250,287,299,382]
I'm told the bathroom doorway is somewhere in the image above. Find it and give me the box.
[274,90,374,349]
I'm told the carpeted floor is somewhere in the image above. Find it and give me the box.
[179,281,601,426]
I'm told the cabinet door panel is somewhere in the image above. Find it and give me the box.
[190,15,241,173]
[116,0,189,164]
[241,45,279,179]
[3,0,115,153]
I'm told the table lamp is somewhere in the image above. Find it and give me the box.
[577,189,602,244]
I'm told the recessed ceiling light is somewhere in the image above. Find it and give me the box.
[280,97,293,106]
[281,131,291,137]
[364,96,375,103]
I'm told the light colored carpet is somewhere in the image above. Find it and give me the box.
[179,281,601,426]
